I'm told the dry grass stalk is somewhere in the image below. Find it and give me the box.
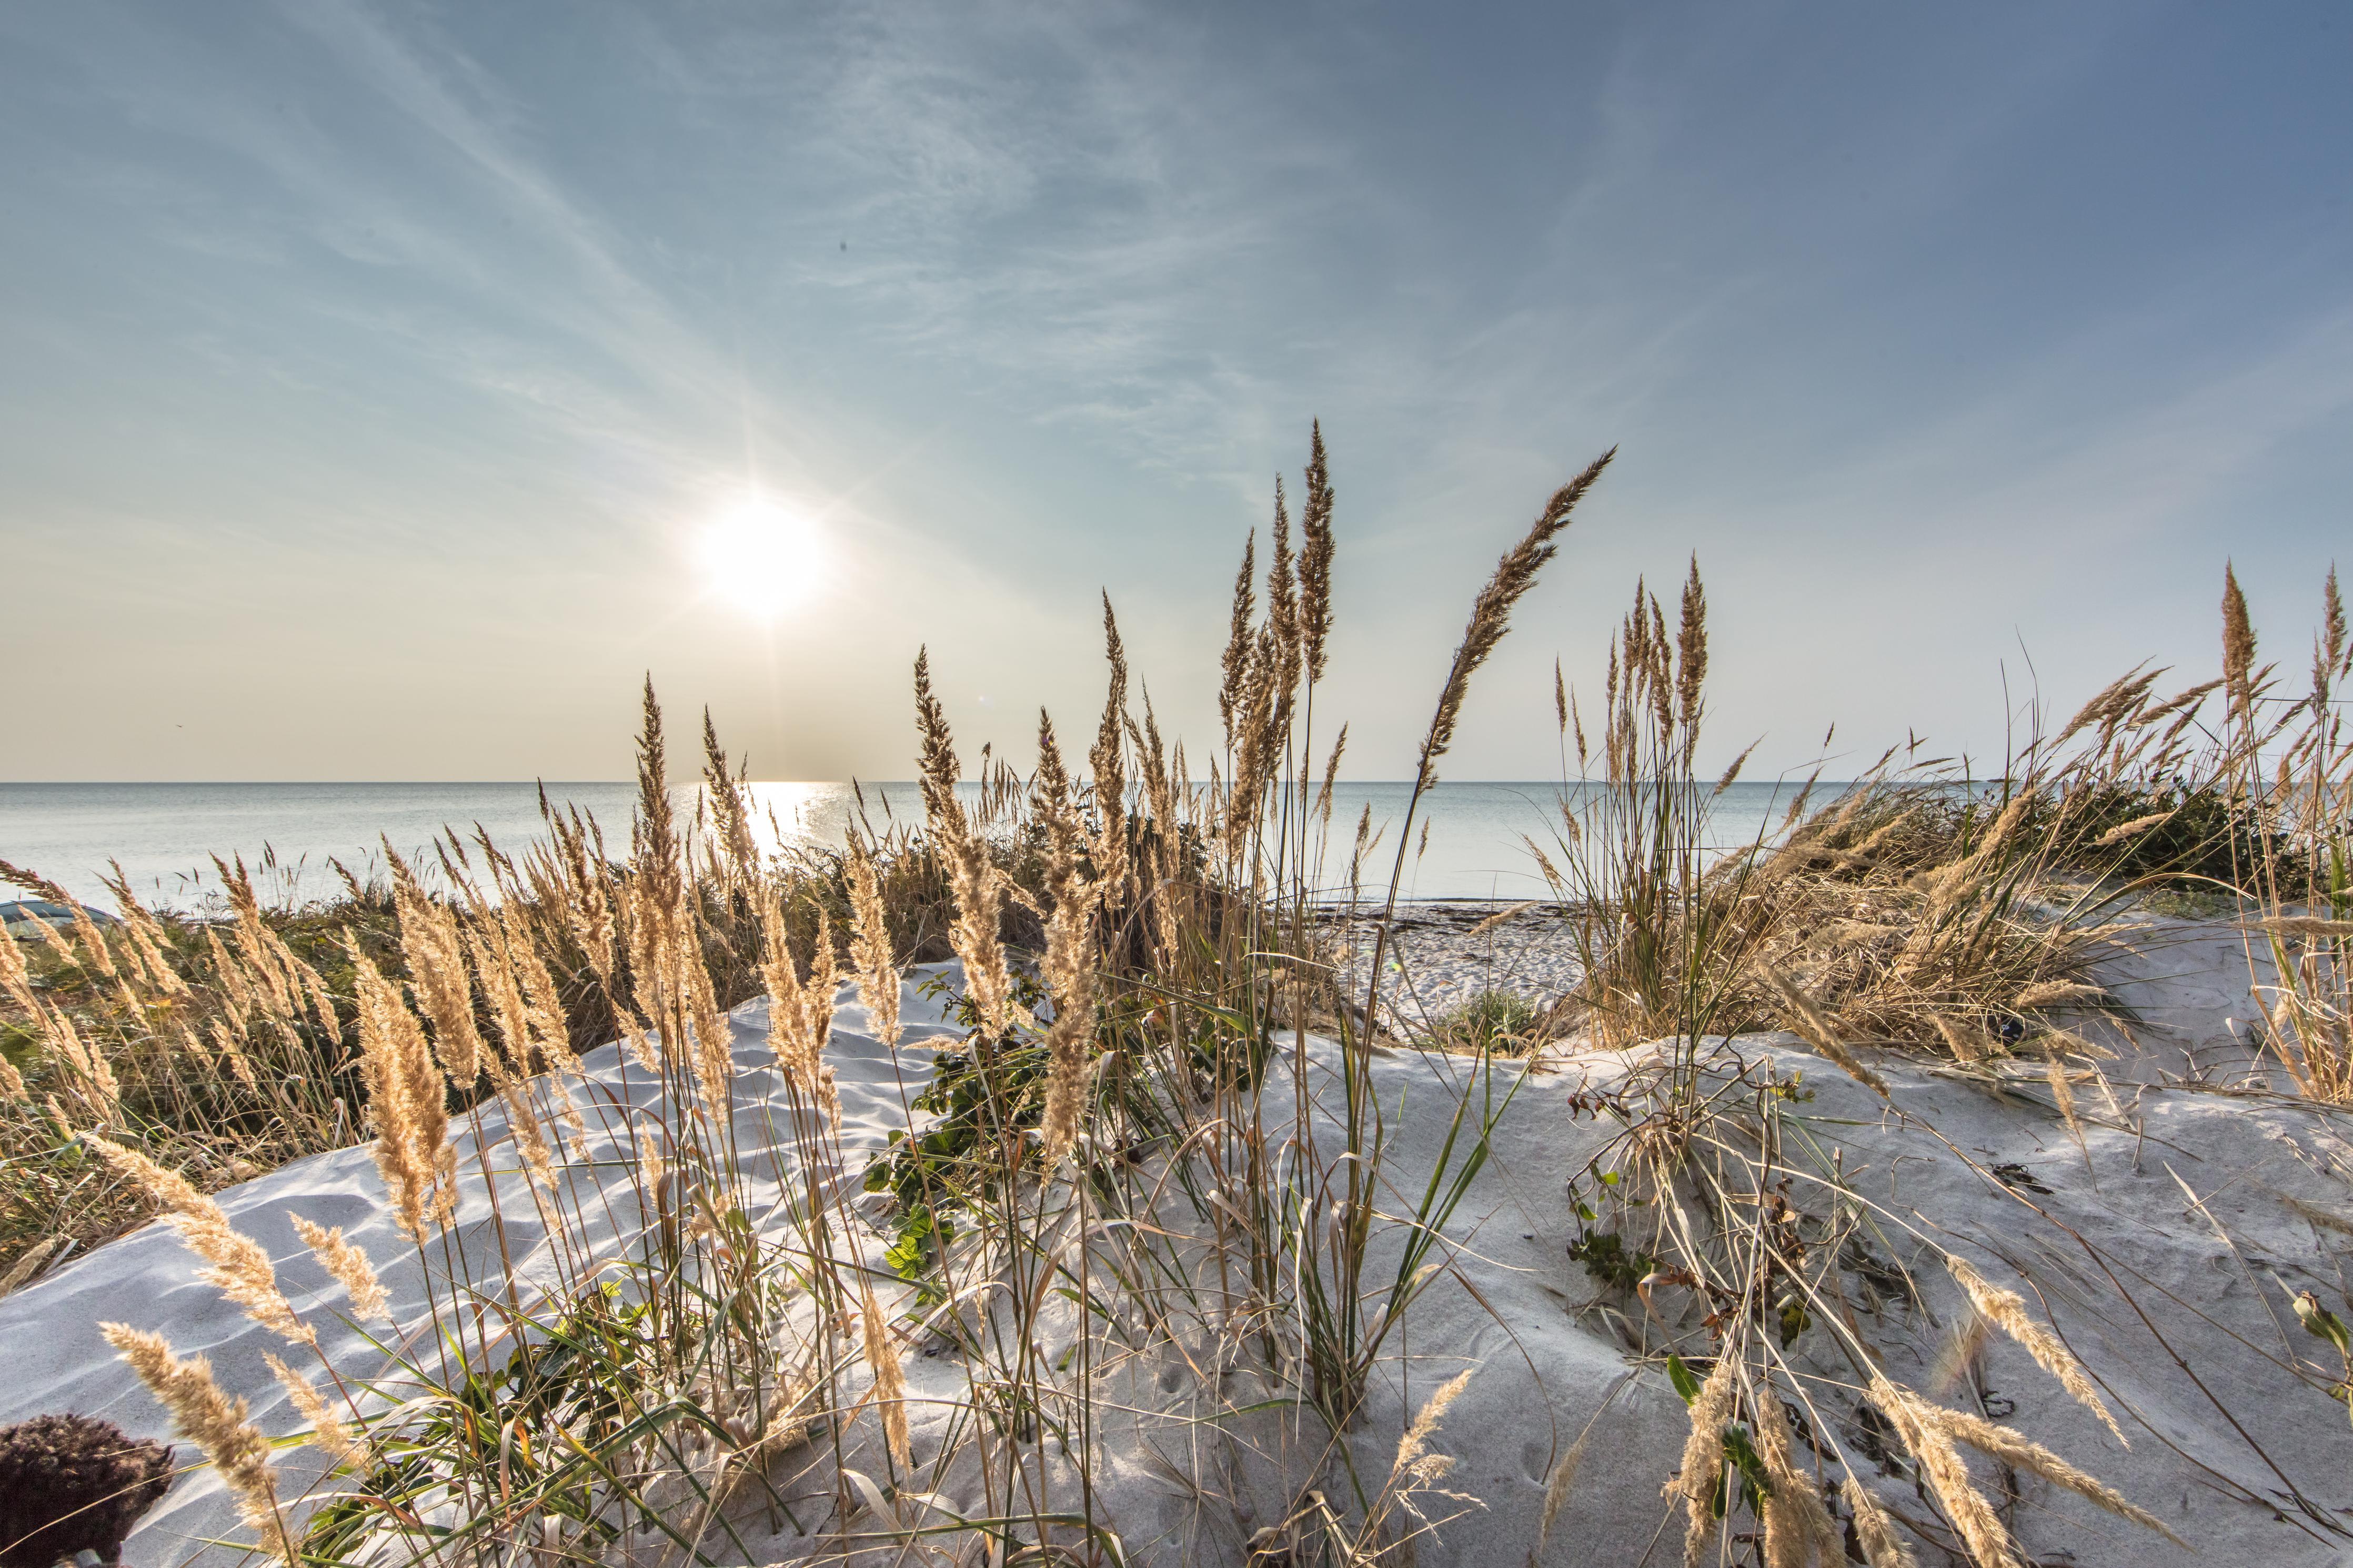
[1394,1368,1474,1483]
[497,1076,561,1195]
[1299,420,1336,685]
[1928,1013,1992,1065]
[1416,450,1615,789]
[102,1323,295,1564]
[1034,711,1103,1169]
[1667,1353,1736,1567]
[1927,1309,1992,1399]
[763,901,840,1124]
[1842,1475,1921,1568]
[914,648,1015,1035]
[1867,1375,2022,1568]
[1943,1255,2124,1443]
[263,1350,369,1467]
[289,1215,391,1321]
[1532,1424,1595,1560]
[1753,1387,1839,1567]
[859,1282,912,1469]
[2011,981,2104,1010]
[844,834,901,1048]
[681,915,737,1120]
[82,1131,312,1345]
[38,998,121,1120]
[349,949,452,1243]
[1091,595,1132,903]
[1917,1399,2180,1544]
[1763,972,1888,1094]
[2091,811,2174,847]
[1219,528,1258,751]
[2039,1044,2085,1146]
[0,1236,59,1296]
[385,847,484,1088]
[2223,563,2257,724]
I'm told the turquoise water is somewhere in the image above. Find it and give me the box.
[0,780,1825,911]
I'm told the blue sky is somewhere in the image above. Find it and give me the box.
[4,2,2348,782]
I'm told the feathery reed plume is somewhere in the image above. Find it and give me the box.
[1676,554,1708,734]
[102,1324,294,1564]
[2092,811,2173,847]
[1219,529,1257,751]
[681,917,736,1120]
[103,864,192,1000]
[205,1017,259,1089]
[0,861,118,986]
[1315,721,1349,827]
[289,1215,390,1321]
[0,1236,59,1296]
[701,706,760,877]
[2223,563,2257,725]
[1763,971,1888,1094]
[914,649,1015,1034]
[81,1132,311,1345]
[385,846,484,1088]
[1267,480,1301,724]
[1753,1387,1838,1567]
[214,857,292,1017]
[26,988,119,1120]
[1532,1418,1599,1559]
[844,833,900,1048]
[496,1075,560,1195]
[1091,594,1132,897]
[2040,1043,2085,1146]
[1035,712,1102,1169]
[1942,1255,2125,1443]
[1928,1309,1993,1399]
[0,1050,22,1103]
[263,1351,368,1468]
[1914,1400,2179,1544]
[1867,1375,2021,1568]
[1842,1476,1920,1568]
[1299,420,1336,685]
[2012,982,2104,1010]
[467,923,538,1077]
[1393,1367,1473,1487]
[1416,450,1614,789]
[1932,1013,1990,1065]
[2316,565,2347,719]
[859,1283,912,1469]
[639,1134,668,1215]
[0,918,41,1015]
[349,948,452,1242]
[763,900,839,1123]
[1667,1353,1736,1567]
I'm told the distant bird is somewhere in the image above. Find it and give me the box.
[0,1413,174,1568]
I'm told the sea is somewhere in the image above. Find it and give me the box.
[0,780,1826,913]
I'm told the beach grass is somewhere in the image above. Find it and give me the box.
[0,434,2347,1567]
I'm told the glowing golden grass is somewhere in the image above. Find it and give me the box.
[81,1130,311,1346]
[1667,1354,1736,1567]
[289,1214,390,1322]
[102,1323,294,1564]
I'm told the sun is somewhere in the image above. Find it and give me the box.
[696,494,829,618]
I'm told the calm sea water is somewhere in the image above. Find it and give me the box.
[0,780,1824,911]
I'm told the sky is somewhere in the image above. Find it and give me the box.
[3,1,2348,784]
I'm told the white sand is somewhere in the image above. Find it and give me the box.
[7,929,2352,1566]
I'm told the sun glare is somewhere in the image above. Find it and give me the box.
[697,494,829,618]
